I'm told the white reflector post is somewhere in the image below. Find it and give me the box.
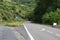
[53,23,57,27]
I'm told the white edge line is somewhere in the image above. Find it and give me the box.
[47,30,53,34]
[23,23,35,40]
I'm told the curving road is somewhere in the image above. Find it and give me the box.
[0,22,60,40]
[24,22,60,40]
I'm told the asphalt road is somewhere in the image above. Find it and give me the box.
[15,26,30,40]
[0,26,24,40]
[24,22,60,40]
[0,22,60,40]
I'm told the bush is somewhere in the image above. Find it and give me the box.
[0,21,23,27]
[42,8,60,25]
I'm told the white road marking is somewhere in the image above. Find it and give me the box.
[23,23,35,40]
[56,34,60,37]
[40,28,46,31]
[46,30,53,34]
[40,28,53,34]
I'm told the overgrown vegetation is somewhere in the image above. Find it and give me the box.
[32,0,57,23]
[42,9,60,25]
[0,21,23,27]
[0,0,36,26]
[0,0,60,26]
[0,0,36,21]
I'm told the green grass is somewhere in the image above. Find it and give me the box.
[0,21,23,27]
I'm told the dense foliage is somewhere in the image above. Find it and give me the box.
[42,9,60,24]
[32,0,59,24]
[0,0,36,21]
[0,0,60,25]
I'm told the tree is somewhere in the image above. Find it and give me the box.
[57,0,60,8]
[32,0,57,23]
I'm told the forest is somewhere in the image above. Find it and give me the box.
[0,0,60,26]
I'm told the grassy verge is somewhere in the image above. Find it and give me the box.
[0,21,23,27]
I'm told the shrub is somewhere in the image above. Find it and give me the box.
[42,8,60,25]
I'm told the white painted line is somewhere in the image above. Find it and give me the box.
[47,30,53,34]
[56,34,60,37]
[40,28,46,31]
[23,23,35,40]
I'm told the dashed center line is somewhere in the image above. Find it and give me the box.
[40,28,53,34]
[40,28,46,31]
[46,30,53,34]
[40,28,60,38]
[56,34,60,37]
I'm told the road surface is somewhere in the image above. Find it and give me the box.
[24,22,60,40]
[0,22,60,40]
[0,26,24,40]
[15,26,30,40]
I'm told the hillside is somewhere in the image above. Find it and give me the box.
[0,0,36,21]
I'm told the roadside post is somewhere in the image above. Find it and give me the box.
[52,23,57,27]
